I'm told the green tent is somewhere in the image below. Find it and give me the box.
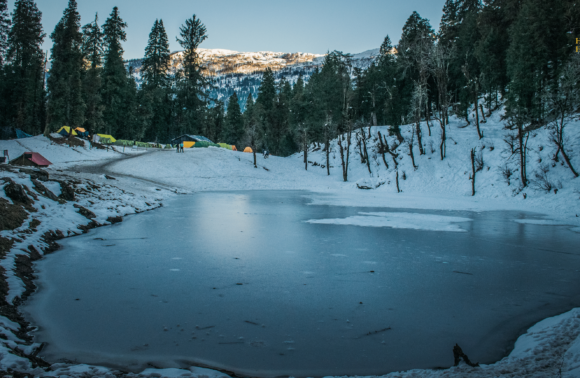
[193,141,220,148]
[218,143,233,150]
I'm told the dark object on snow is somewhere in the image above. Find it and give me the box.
[19,168,49,181]
[453,344,479,367]
[10,152,52,167]
[73,204,96,219]
[32,179,60,202]
[58,181,75,201]
[3,178,33,206]
[107,216,123,224]
[104,175,116,180]
[15,129,32,138]
[263,150,270,159]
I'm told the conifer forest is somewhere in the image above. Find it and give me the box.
[0,0,579,173]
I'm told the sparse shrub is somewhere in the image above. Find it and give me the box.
[500,164,513,186]
[402,171,407,180]
[530,165,557,193]
[428,140,436,154]
[474,150,484,172]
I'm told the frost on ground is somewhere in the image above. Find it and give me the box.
[0,106,579,377]
[306,212,472,232]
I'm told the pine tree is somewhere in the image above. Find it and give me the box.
[101,6,128,136]
[141,18,170,141]
[256,67,276,112]
[222,91,244,146]
[81,13,104,133]
[175,14,207,135]
[142,19,170,89]
[47,0,85,133]
[5,0,46,134]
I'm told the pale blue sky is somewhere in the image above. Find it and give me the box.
[14,0,445,60]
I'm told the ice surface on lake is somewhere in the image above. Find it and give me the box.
[306,212,472,232]
[23,191,580,377]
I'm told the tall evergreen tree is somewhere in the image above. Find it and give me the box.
[141,18,170,141]
[47,0,85,133]
[101,6,128,136]
[5,0,46,134]
[175,14,207,135]
[142,19,170,89]
[222,91,244,146]
[256,67,281,153]
[81,13,104,132]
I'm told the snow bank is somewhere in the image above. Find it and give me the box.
[306,212,472,232]
[0,134,145,169]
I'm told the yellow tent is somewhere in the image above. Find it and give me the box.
[97,134,117,143]
[243,147,253,153]
[183,141,195,148]
[57,126,77,136]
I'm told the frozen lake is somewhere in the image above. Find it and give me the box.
[23,191,580,377]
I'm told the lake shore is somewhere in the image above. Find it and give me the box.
[0,135,579,377]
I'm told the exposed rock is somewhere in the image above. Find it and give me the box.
[41,230,64,254]
[31,178,61,202]
[73,204,96,219]
[104,175,116,180]
[77,220,100,233]
[0,198,28,231]
[58,181,76,201]
[2,177,33,206]
[107,215,123,224]
[18,168,49,182]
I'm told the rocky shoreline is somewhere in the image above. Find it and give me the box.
[0,164,166,377]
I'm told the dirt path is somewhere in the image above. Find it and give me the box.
[63,150,182,192]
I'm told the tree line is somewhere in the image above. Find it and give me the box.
[0,0,211,143]
[0,0,579,186]
[237,0,579,184]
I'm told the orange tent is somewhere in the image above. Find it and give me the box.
[243,147,253,153]
[232,145,237,151]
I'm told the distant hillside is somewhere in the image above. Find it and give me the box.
[124,48,380,111]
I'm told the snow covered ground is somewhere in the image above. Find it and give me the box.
[0,105,579,377]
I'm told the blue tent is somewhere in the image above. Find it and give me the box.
[15,129,32,139]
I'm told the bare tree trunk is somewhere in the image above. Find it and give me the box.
[560,144,579,177]
[416,122,424,155]
[377,131,389,169]
[303,137,308,171]
[345,128,352,181]
[440,121,446,161]
[479,104,487,123]
[474,84,482,139]
[395,169,400,193]
[426,101,431,136]
[518,124,526,187]
[326,138,330,176]
[408,141,417,169]
[361,126,372,174]
[338,135,346,181]
[470,148,476,196]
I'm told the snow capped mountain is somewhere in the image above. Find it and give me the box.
[125,48,379,109]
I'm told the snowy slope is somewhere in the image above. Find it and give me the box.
[1,106,580,377]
